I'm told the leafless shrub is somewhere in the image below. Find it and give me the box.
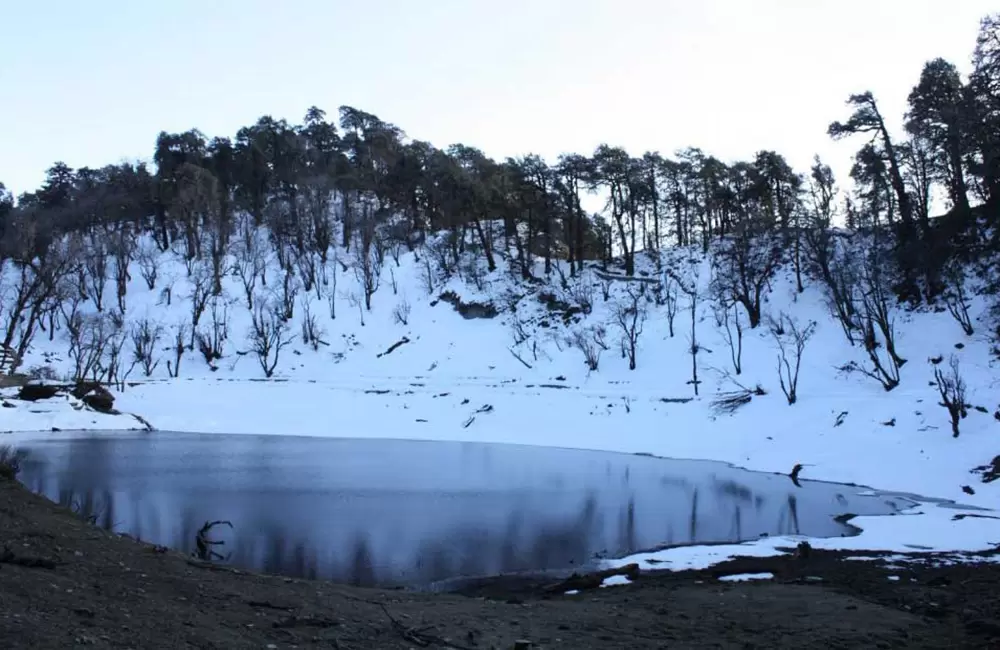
[461,255,486,292]
[567,271,595,314]
[195,297,229,369]
[300,297,327,351]
[600,277,611,302]
[25,364,59,381]
[344,291,365,327]
[933,355,968,438]
[510,314,530,346]
[0,445,25,480]
[569,325,606,371]
[428,237,457,279]
[136,241,159,290]
[769,312,817,405]
[247,298,294,378]
[392,297,412,326]
[130,319,162,377]
[158,281,173,307]
[295,249,318,295]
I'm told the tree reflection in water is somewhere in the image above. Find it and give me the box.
[14,435,908,587]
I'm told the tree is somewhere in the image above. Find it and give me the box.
[613,285,647,370]
[247,298,293,378]
[933,355,968,438]
[906,58,972,218]
[968,13,1000,213]
[829,92,914,239]
[712,222,779,328]
[769,313,817,405]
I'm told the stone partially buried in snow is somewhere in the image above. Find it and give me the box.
[71,383,116,414]
[16,383,62,402]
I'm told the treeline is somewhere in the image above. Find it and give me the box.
[0,14,998,376]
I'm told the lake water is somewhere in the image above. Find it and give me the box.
[12,431,916,588]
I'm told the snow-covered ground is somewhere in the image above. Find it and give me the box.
[3,232,999,569]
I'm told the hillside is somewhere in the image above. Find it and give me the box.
[3,224,998,543]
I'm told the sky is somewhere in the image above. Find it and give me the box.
[0,0,995,204]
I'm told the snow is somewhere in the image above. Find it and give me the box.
[603,503,1000,574]
[718,572,774,582]
[600,574,633,587]
[2,231,999,571]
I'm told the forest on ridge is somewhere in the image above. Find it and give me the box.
[0,13,999,387]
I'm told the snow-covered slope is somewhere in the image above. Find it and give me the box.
[3,230,998,551]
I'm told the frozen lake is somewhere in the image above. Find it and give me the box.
[12,431,917,587]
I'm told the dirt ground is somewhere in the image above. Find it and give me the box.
[1,476,999,650]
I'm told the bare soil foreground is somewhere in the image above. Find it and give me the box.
[2,477,999,650]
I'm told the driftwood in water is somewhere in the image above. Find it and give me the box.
[543,563,640,593]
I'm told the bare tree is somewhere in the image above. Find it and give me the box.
[167,324,187,378]
[247,298,294,378]
[129,318,163,377]
[420,255,436,296]
[2,236,79,373]
[668,269,702,396]
[353,246,382,311]
[327,254,339,320]
[713,281,744,375]
[278,268,300,321]
[83,233,108,312]
[933,355,968,438]
[614,286,646,370]
[299,296,327,351]
[102,321,131,390]
[769,312,817,405]
[344,291,365,327]
[232,221,267,310]
[187,265,213,349]
[68,314,109,381]
[712,227,780,328]
[942,263,974,336]
[108,225,135,313]
[662,274,680,337]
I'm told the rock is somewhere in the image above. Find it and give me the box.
[17,383,61,401]
[73,382,115,413]
[966,619,1000,637]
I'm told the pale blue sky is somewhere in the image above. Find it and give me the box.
[0,0,994,199]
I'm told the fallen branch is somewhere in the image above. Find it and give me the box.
[194,520,232,562]
[377,337,411,358]
[508,347,533,369]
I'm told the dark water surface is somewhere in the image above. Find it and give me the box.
[13,431,916,587]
